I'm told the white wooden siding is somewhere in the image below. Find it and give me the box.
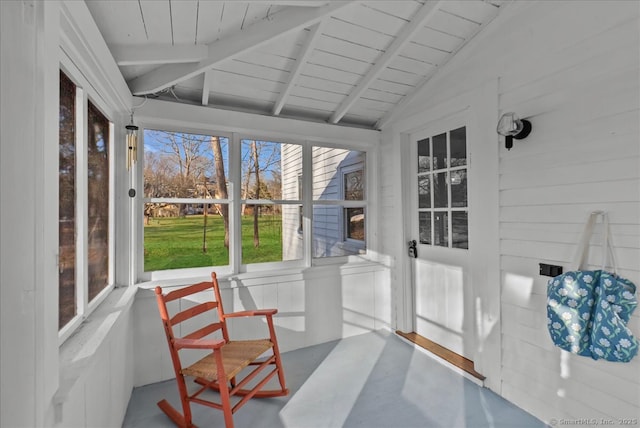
[385,0,640,423]
[282,144,303,260]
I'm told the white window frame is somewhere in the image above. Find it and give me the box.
[137,125,373,281]
[58,55,116,344]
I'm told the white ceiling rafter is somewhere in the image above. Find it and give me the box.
[328,0,443,124]
[375,1,502,129]
[202,70,214,105]
[129,2,353,96]
[272,20,326,116]
[111,44,208,66]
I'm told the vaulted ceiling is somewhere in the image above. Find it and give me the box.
[85,0,505,129]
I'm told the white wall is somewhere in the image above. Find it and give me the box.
[1,1,136,427]
[1,1,60,426]
[384,0,640,423]
[134,263,391,386]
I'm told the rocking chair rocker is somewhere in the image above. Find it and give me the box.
[155,272,289,428]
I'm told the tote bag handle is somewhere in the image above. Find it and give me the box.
[573,211,617,273]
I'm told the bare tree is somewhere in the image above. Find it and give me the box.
[251,141,261,247]
[211,136,229,249]
[145,130,209,215]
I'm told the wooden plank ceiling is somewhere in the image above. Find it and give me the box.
[85,0,504,129]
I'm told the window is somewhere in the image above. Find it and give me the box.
[143,130,230,271]
[241,139,302,264]
[58,70,114,339]
[342,165,364,241]
[417,126,468,249]
[142,130,369,277]
[59,71,76,328]
[312,147,366,258]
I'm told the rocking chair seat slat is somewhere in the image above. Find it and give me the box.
[182,339,274,381]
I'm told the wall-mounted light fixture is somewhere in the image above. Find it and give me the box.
[125,113,138,170]
[496,112,532,150]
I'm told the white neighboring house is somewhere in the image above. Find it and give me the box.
[282,145,366,260]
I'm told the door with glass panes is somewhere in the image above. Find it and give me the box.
[409,121,475,359]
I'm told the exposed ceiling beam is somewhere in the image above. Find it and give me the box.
[272,20,326,116]
[111,44,208,66]
[129,2,352,96]
[202,70,213,106]
[266,1,330,6]
[328,0,442,124]
[375,1,501,129]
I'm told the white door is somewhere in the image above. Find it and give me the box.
[408,117,475,359]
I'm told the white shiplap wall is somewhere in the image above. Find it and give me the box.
[383,0,640,424]
[496,1,640,421]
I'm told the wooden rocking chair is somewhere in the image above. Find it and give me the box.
[155,272,289,428]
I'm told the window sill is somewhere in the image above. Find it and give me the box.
[136,258,388,291]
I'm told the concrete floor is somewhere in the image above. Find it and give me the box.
[123,331,545,428]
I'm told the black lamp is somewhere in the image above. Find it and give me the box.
[497,112,531,150]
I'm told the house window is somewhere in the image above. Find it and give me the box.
[343,166,364,241]
[58,70,114,338]
[417,126,468,249]
[312,147,366,257]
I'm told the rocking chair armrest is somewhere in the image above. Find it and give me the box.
[173,338,225,350]
[224,309,278,319]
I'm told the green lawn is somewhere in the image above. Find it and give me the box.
[144,214,283,271]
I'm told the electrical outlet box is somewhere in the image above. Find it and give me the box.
[539,263,563,277]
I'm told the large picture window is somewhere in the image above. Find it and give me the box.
[142,130,369,276]
[58,70,114,338]
[417,126,468,249]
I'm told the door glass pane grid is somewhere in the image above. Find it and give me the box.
[416,127,468,249]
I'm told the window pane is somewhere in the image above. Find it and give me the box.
[418,175,431,208]
[432,133,447,170]
[242,204,302,264]
[345,207,365,240]
[144,130,229,200]
[434,212,448,247]
[417,138,431,173]
[59,71,76,328]
[452,211,469,249]
[313,205,365,257]
[344,170,363,200]
[242,140,299,201]
[450,169,467,207]
[87,101,110,301]
[144,203,230,270]
[419,212,431,244]
[433,172,448,208]
[450,127,466,167]
[281,145,303,202]
[283,203,304,261]
[312,147,365,200]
